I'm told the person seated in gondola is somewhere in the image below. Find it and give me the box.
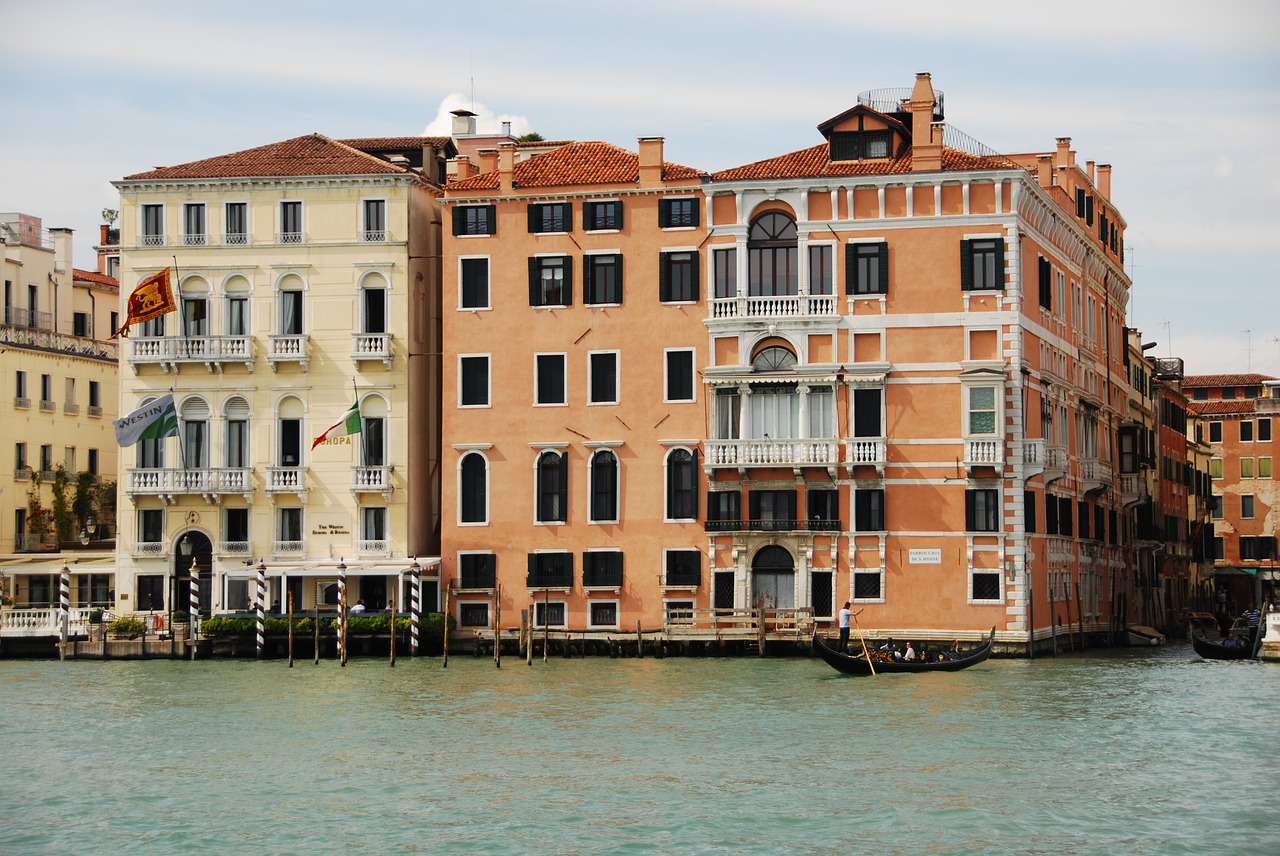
[904,642,917,661]
[1222,632,1244,649]
[879,637,898,657]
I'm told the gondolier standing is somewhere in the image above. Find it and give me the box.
[1242,602,1262,645]
[838,602,861,652]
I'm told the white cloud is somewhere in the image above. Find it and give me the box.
[422,95,533,138]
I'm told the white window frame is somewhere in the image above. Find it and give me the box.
[458,255,491,311]
[361,198,387,242]
[664,348,696,404]
[534,352,567,407]
[588,350,620,406]
[458,354,491,409]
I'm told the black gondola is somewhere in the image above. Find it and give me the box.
[1191,633,1254,661]
[812,627,996,676]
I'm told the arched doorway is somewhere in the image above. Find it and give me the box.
[752,545,795,609]
[172,529,213,616]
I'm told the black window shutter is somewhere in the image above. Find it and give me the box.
[965,490,976,530]
[993,240,1005,289]
[960,240,973,291]
[582,256,595,303]
[615,202,624,231]
[659,253,670,301]
[528,205,540,233]
[689,201,700,228]
[844,244,856,295]
[558,453,569,516]
[690,252,700,302]
[1085,195,1094,226]
[562,256,573,306]
[1025,489,1037,533]
[452,206,464,235]
[1076,189,1086,218]
[658,200,671,228]
[528,258,539,305]
[583,202,595,232]
[616,254,624,300]
[562,204,573,233]
[877,243,888,293]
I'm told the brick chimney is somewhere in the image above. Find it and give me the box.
[909,72,943,173]
[1096,164,1112,199]
[498,142,515,191]
[476,148,499,175]
[638,137,664,188]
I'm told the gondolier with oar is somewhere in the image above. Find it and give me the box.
[838,602,861,652]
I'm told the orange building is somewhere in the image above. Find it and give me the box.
[440,73,1135,652]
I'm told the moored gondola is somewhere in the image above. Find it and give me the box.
[812,627,996,676]
[1191,633,1254,661]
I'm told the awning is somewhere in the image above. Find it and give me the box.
[1213,566,1257,576]
[0,555,116,575]
[221,557,441,579]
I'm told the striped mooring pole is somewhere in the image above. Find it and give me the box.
[337,562,347,667]
[409,559,421,656]
[59,564,70,652]
[188,557,199,661]
[254,561,266,658]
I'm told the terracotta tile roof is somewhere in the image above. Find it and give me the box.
[446,141,705,192]
[1188,400,1259,416]
[1183,373,1278,387]
[710,142,1021,182]
[339,136,453,150]
[73,268,118,288]
[121,134,416,180]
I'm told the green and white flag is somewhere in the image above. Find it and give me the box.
[311,399,362,450]
[114,394,179,447]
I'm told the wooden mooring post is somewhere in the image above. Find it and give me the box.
[287,593,294,668]
[493,584,501,668]
[442,584,451,668]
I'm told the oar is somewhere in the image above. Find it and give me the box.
[851,609,875,676]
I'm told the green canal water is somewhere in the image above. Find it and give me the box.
[2,644,1277,855]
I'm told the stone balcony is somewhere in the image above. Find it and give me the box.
[265,467,307,501]
[964,438,1005,474]
[267,335,309,371]
[709,293,838,321]
[844,438,886,475]
[351,465,393,499]
[128,336,254,373]
[351,333,392,368]
[126,467,252,503]
[1081,456,1114,496]
[703,438,841,476]
[1119,472,1147,506]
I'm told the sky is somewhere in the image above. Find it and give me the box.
[3,0,1279,376]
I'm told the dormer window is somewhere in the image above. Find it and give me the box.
[830,131,892,161]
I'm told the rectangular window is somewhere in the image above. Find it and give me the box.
[40,374,52,405]
[853,388,883,438]
[966,488,1000,532]
[15,370,26,401]
[528,203,571,233]
[1241,421,1254,442]
[460,258,489,309]
[664,550,701,587]
[807,489,839,527]
[141,204,164,245]
[1259,418,1272,442]
[533,600,566,627]
[1242,495,1255,519]
[707,491,742,529]
[659,198,698,228]
[182,203,206,245]
[453,205,496,236]
[459,602,490,627]
[584,200,622,232]
[527,552,573,589]
[589,601,619,628]
[1025,489,1037,533]
[1241,458,1255,479]
[665,349,694,402]
[854,488,885,531]
[225,202,248,244]
[15,442,27,471]
[277,507,303,544]
[224,507,250,546]
[847,243,888,295]
[460,553,496,589]
[88,380,100,410]
[87,448,99,476]
[138,508,164,544]
[713,248,737,299]
[853,571,882,600]
[970,571,1001,602]
[583,254,622,305]
[73,312,89,337]
[808,245,833,295]
[961,238,1004,291]
[535,354,566,405]
[362,199,386,241]
[459,355,490,407]
[529,256,572,307]
[1213,537,1225,560]
[968,386,998,435]
[659,251,699,302]
[589,351,618,405]
[279,201,302,243]
[750,489,797,530]
[1260,457,1272,479]
[1209,458,1223,479]
[830,131,891,160]
[582,552,623,588]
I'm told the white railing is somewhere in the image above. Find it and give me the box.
[704,438,840,468]
[710,293,838,320]
[1119,473,1146,502]
[356,539,388,555]
[351,333,391,363]
[181,233,207,246]
[0,606,99,637]
[1081,457,1114,489]
[63,402,79,415]
[14,396,29,409]
[267,335,308,368]
[218,540,251,556]
[141,234,165,246]
[276,232,305,245]
[39,400,55,412]
[126,467,252,497]
[361,230,387,242]
[132,541,167,557]
[266,467,306,494]
[0,324,117,361]
[223,232,248,246]
[129,335,253,367]
[965,438,1004,466]
[351,465,391,493]
[273,540,304,554]
[844,438,886,467]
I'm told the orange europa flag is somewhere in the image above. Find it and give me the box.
[112,267,175,338]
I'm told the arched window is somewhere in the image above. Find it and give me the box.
[180,277,209,337]
[460,453,488,524]
[748,212,797,297]
[589,450,618,523]
[277,274,304,335]
[360,273,387,334]
[224,396,250,468]
[224,275,251,336]
[536,451,568,523]
[278,396,304,467]
[666,448,697,521]
[359,395,387,466]
[180,397,210,468]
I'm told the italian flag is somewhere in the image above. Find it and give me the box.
[311,399,362,450]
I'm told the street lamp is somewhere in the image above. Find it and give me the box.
[79,515,96,547]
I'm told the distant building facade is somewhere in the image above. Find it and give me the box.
[439,74,1145,649]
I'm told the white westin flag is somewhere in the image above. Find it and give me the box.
[114,394,179,447]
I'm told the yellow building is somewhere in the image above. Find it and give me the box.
[1,212,119,621]
[111,135,449,621]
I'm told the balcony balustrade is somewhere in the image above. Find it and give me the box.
[844,438,886,474]
[218,540,252,557]
[128,335,254,373]
[0,321,117,361]
[964,438,1004,473]
[705,518,843,533]
[351,465,393,499]
[1119,473,1147,506]
[704,438,840,473]
[126,467,252,502]
[132,541,166,557]
[710,293,838,320]
[356,539,389,555]
[267,335,309,371]
[1081,456,1114,495]
[223,232,248,246]
[351,333,392,368]
[266,466,307,500]
[273,540,304,555]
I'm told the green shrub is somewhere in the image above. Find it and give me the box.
[107,617,146,636]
